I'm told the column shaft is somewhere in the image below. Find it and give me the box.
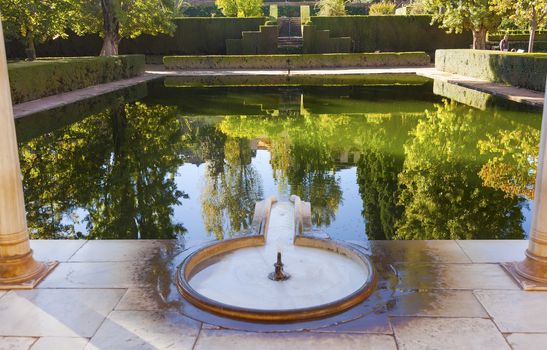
[514,77,547,284]
[0,21,56,288]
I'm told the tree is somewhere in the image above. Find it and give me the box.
[396,100,525,240]
[491,0,547,52]
[0,0,74,60]
[19,99,189,239]
[72,0,175,56]
[369,2,397,15]
[421,0,500,49]
[215,0,263,17]
[215,0,238,17]
[315,0,347,16]
[478,126,539,199]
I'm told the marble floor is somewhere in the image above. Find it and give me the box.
[0,239,544,350]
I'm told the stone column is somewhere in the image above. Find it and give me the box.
[0,22,56,289]
[508,77,547,289]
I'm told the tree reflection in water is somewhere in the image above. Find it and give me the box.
[17,85,541,241]
[396,100,527,240]
[20,100,188,239]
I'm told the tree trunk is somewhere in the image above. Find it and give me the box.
[529,5,537,53]
[472,28,487,50]
[101,33,120,56]
[25,36,36,61]
[100,0,121,56]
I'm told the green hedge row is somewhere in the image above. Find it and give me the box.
[121,17,267,55]
[226,25,278,54]
[164,52,431,69]
[302,26,351,54]
[487,30,547,42]
[8,55,145,104]
[435,49,547,91]
[509,41,547,52]
[310,15,471,55]
[6,18,267,58]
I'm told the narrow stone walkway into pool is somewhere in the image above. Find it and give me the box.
[0,239,542,349]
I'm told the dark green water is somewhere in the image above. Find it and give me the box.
[15,79,542,244]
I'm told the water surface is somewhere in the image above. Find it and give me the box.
[16,80,541,244]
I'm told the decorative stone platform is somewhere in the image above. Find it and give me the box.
[0,239,542,349]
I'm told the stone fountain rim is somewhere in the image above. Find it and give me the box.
[176,218,377,322]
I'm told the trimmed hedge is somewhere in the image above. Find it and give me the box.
[121,17,267,55]
[310,15,471,55]
[164,52,431,70]
[487,30,547,42]
[435,49,547,91]
[6,18,267,58]
[303,25,351,54]
[226,25,278,54]
[8,55,145,104]
[509,41,547,52]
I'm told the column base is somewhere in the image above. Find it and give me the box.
[502,253,547,291]
[0,250,58,290]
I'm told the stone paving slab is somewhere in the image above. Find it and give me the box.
[38,262,152,289]
[391,317,511,350]
[0,337,37,350]
[0,289,124,337]
[505,333,547,350]
[370,240,471,264]
[310,314,393,335]
[30,337,89,350]
[115,288,176,311]
[85,311,200,350]
[193,330,398,350]
[2,239,545,349]
[474,290,547,333]
[396,263,519,290]
[30,240,86,262]
[69,240,176,262]
[456,240,527,263]
[388,290,488,318]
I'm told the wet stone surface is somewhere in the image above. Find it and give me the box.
[2,239,543,349]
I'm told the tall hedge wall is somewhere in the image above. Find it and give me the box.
[6,18,267,59]
[164,52,431,70]
[310,15,471,55]
[8,55,145,104]
[435,49,547,91]
[302,26,351,54]
[121,17,267,55]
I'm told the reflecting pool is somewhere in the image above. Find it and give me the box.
[15,80,542,244]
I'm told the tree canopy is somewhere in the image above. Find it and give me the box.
[420,0,500,49]
[0,0,75,60]
[491,0,547,52]
[215,0,263,17]
[315,0,347,17]
[71,0,175,55]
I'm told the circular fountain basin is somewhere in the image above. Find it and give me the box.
[177,197,376,322]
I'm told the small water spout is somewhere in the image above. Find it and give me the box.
[268,252,290,281]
